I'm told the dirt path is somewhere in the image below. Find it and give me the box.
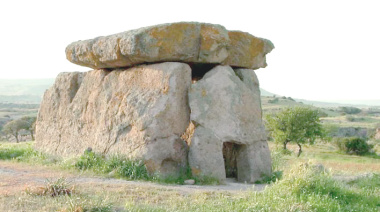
[0,161,266,196]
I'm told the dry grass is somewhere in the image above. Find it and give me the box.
[269,142,380,174]
[321,115,380,128]
[1,141,379,211]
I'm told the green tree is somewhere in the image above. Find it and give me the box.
[265,107,324,157]
[339,106,361,115]
[2,119,29,143]
[20,116,37,140]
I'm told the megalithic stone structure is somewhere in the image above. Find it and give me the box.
[36,22,274,182]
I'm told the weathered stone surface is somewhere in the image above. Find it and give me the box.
[35,62,191,176]
[188,65,271,183]
[66,22,273,70]
[223,31,274,69]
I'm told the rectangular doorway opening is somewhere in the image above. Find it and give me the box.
[223,142,242,179]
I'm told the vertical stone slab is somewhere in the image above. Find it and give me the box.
[36,62,191,177]
[188,126,226,181]
[188,65,271,183]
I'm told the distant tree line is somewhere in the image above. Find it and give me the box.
[0,102,40,109]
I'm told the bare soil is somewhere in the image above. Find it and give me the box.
[0,161,266,196]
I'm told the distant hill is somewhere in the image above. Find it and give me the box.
[259,88,380,107]
[0,79,54,96]
[260,88,276,97]
[0,78,378,107]
[0,79,54,103]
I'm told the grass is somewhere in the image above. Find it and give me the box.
[123,162,380,211]
[269,142,380,175]
[2,163,379,211]
[2,189,114,212]
[1,141,379,211]
[26,177,74,197]
[321,115,380,128]
[73,151,220,185]
[0,142,52,163]
[74,151,151,181]
[0,142,219,185]
[348,173,380,190]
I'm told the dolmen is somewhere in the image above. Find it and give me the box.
[36,22,274,183]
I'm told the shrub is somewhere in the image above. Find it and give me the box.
[255,171,283,184]
[339,106,362,114]
[108,155,150,180]
[335,137,374,155]
[287,97,295,101]
[26,177,73,197]
[346,115,355,122]
[74,151,105,171]
[268,98,279,104]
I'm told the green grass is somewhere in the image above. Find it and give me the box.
[123,162,380,211]
[0,142,219,185]
[3,162,379,211]
[73,151,220,185]
[270,142,380,175]
[348,173,380,190]
[74,151,151,181]
[0,142,52,163]
[321,115,380,128]
[1,142,380,211]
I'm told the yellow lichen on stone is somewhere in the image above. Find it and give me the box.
[147,23,199,61]
[224,31,265,68]
[199,24,229,63]
[201,89,207,97]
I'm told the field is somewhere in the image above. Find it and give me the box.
[1,86,379,211]
[262,96,380,138]
[0,141,379,211]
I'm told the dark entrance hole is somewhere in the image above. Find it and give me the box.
[188,63,218,83]
[223,142,242,178]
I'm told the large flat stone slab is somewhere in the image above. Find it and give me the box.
[66,22,274,70]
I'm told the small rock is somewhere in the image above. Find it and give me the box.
[184,179,195,185]
[85,147,92,153]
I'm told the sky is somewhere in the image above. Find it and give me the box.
[0,0,379,102]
